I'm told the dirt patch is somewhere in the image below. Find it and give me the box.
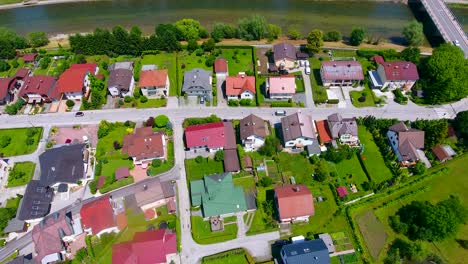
[356,209,388,259]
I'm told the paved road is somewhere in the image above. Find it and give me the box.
[422,0,468,58]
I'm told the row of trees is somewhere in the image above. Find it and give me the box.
[0,27,49,59]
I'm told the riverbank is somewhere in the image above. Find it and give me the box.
[0,0,99,10]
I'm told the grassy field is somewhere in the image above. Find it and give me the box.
[140,53,178,96]
[219,48,254,76]
[100,158,133,178]
[358,126,393,183]
[356,210,388,259]
[308,57,328,104]
[246,187,279,235]
[185,157,224,181]
[232,176,256,193]
[95,124,129,159]
[7,162,35,187]
[329,155,369,196]
[0,127,43,157]
[277,152,316,185]
[135,98,167,108]
[191,216,238,244]
[202,248,254,264]
[255,75,267,105]
[294,74,305,93]
[350,85,376,107]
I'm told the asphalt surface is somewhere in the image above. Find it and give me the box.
[422,0,468,58]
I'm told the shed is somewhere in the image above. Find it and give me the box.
[115,166,130,181]
[336,186,349,198]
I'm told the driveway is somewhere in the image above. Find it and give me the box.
[216,75,227,108]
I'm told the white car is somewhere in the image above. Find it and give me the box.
[453,40,460,47]
[304,60,310,67]
[305,67,311,75]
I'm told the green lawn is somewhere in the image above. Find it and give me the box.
[309,58,328,104]
[100,159,133,178]
[294,73,305,93]
[255,75,267,106]
[350,84,376,107]
[95,124,129,160]
[191,216,238,244]
[232,176,256,192]
[136,98,167,108]
[0,127,43,157]
[147,140,174,176]
[358,126,393,183]
[177,50,212,96]
[219,48,254,76]
[0,0,22,5]
[246,187,279,236]
[0,196,21,235]
[140,53,178,96]
[185,157,224,181]
[7,162,35,187]
[277,152,316,185]
[328,155,370,198]
[202,248,254,264]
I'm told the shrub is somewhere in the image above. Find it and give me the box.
[195,156,204,163]
[25,137,35,146]
[258,177,273,187]
[155,115,170,128]
[327,99,340,104]
[358,96,366,102]
[26,127,38,137]
[151,159,162,167]
[66,100,75,108]
[133,89,141,99]
[145,117,155,127]
[0,136,12,148]
[113,140,121,150]
[140,96,148,103]
[324,30,342,42]
[0,60,10,72]
[118,99,124,106]
[239,99,252,106]
[124,96,133,103]
[228,100,239,106]
[214,150,224,161]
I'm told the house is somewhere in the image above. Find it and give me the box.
[267,76,296,99]
[112,229,177,264]
[190,173,255,218]
[214,58,228,77]
[181,68,212,99]
[53,63,98,100]
[369,55,419,91]
[32,209,82,264]
[239,114,268,151]
[280,239,330,264]
[326,113,359,146]
[4,255,33,264]
[139,69,169,98]
[4,218,27,234]
[225,73,255,100]
[432,144,456,162]
[17,180,54,222]
[387,122,425,165]
[122,127,166,165]
[115,166,130,181]
[0,77,16,104]
[275,185,315,223]
[185,122,231,152]
[18,75,57,104]
[320,61,364,87]
[80,196,118,236]
[281,112,317,149]
[273,43,297,70]
[107,62,135,97]
[21,53,37,64]
[124,180,175,214]
[314,120,333,145]
[336,186,349,198]
[38,144,89,189]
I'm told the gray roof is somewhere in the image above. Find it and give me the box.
[281,239,330,264]
[306,140,321,156]
[273,43,297,62]
[318,233,335,253]
[281,113,316,142]
[6,255,33,264]
[39,144,86,186]
[389,122,425,162]
[239,114,268,140]
[107,68,134,92]
[161,180,175,198]
[4,218,26,233]
[327,113,358,138]
[108,61,133,71]
[182,68,212,93]
[17,180,54,221]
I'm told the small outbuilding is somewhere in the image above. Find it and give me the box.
[115,167,130,181]
[336,186,349,198]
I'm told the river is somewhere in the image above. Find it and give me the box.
[0,0,466,43]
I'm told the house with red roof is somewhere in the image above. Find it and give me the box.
[54,63,98,100]
[19,75,57,103]
[0,77,16,104]
[336,186,349,198]
[275,185,315,223]
[267,75,296,99]
[369,55,419,91]
[214,58,228,77]
[21,53,37,63]
[112,229,177,264]
[185,122,227,152]
[225,73,255,101]
[80,196,118,237]
[139,69,169,98]
[122,127,166,165]
[320,61,364,88]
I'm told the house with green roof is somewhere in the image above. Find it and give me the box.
[190,173,256,218]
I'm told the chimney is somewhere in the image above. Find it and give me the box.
[293,186,300,192]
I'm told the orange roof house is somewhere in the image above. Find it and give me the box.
[225,74,255,100]
[275,185,314,223]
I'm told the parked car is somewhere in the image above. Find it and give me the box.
[75,111,84,117]
[199,96,205,104]
[304,60,310,67]
[299,60,305,67]
[305,67,311,75]
[275,110,287,116]
[453,40,460,47]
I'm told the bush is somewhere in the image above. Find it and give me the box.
[155,115,170,128]
[239,99,252,106]
[124,96,133,103]
[113,140,121,150]
[228,100,239,106]
[270,101,293,107]
[324,30,342,42]
[133,89,141,99]
[195,156,204,163]
[140,96,148,103]
[89,180,98,194]
[151,159,162,167]
[358,96,366,102]
[25,137,35,146]
[145,117,155,127]
[39,56,51,69]
[66,100,75,108]
[327,99,339,104]
[118,99,124,106]
[258,177,273,187]
[0,136,12,148]
[214,150,224,161]
[0,60,11,72]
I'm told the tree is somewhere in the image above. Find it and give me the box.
[113,140,121,150]
[0,39,15,59]
[258,136,280,156]
[423,44,468,104]
[324,30,342,42]
[349,27,365,46]
[267,24,282,40]
[175,19,202,40]
[151,159,162,168]
[0,60,10,72]
[258,177,273,187]
[0,27,28,59]
[155,115,170,128]
[412,160,426,175]
[153,24,181,52]
[214,150,224,161]
[287,25,301,40]
[314,159,329,182]
[28,31,49,47]
[66,100,75,108]
[39,56,51,70]
[201,38,216,52]
[144,117,155,127]
[400,47,420,64]
[0,136,11,148]
[412,119,448,149]
[237,15,268,41]
[306,29,323,54]
[133,88,141,99]
[139,96,148,103]
[187,39,199,53]
[402,20,424,46]
[454,110,468,137]
[195,155,204,163]
[211,23,237,42]
[124,96,133,103]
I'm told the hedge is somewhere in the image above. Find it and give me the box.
[270,101,293,107]
[327,99,339,104]
[99,177,134,193]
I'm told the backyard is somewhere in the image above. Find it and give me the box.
[328,155,371,199]
[177,50,211,96]
[185,157,224,181]
[0,127,43,157]
[308,57,328,104]
[191,216,238,244]
[246,186,279,236]
[7,161,36,187]
[219,48,254,76]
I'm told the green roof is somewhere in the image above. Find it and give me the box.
[190,173,248,217]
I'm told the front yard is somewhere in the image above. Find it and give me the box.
[350,85,377,107]
[0,127,43,157]
[191,216,238,244]
[309,57,328,104]
[7,161,36,187]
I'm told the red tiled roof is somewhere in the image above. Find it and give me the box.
[321,61,364,81]
[225,74,256,96]
[372,55,385,65]
[315,120,333,144]
[80,196,116,235]
[432,145,450,161]
[53,68,89,98]
[115,166,130,181]
[381,61,419,81]
[122,127,165,162]
[70,63,97,73]
[19,75,57,98]
[139,70,168,87]
[214,58,228,73]
[185,122,226,149]
[144,209,155,220]
[112,229,177,264]
[336,186,349,198]
[21,53,37,62]
[275,185,314,221]
[116,212,128,230]
[14,68,30,79]
[0,78,15,99]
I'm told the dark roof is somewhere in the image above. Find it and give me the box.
[432,145,452,161]
[327,113,358,138]
[39,144,86,186]
[115,166,130,181]
[17,180,54,221]
[243,155,253,168]
[281,239,330,264]
[182,68,212,93]
[0,77,15,99]
[57,183,68,193]
[161,181,175,198]
[380,61,419,81]
[14,68,30,79]
[4,218,26,233]
[107,68,134,92]
[239,114,268,140]
[296,52,309,60]
[273,43,297,62]
[6,255,33,264]
[281,113,316,142]
[268,63,278,72]
[223,149,240,172]
[306,140,321,155]
[223,122,237,150]
[21,53,37,62]
[97,176,106,189]
[321,61,364,81]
